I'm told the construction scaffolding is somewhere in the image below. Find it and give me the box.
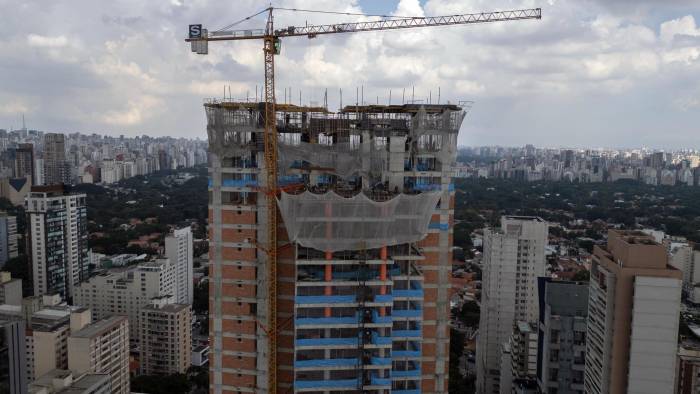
[207,100,466,393]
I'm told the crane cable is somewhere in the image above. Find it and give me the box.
[213,6,426,34]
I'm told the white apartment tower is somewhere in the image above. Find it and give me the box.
[165,226,193,304]
[476,216,548,394]
[26,186,88,300]
[73,259,175,341]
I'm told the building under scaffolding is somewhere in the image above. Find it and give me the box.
[207,100,466,393]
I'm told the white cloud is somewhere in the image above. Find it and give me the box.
[0,101,30,115]
[101,95,162,126]
[660,15,700,43]
[27,34,68,48]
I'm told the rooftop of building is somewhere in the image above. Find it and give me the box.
[70,315,126,339]
[142,302,189,313]
[0,304,22,316]
[30,369,110,394]
[595,229,672,270]
[503,215,546,222]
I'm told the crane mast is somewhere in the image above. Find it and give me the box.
[262,8,278,394]
[187,6,541,393]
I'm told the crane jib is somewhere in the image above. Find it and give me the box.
[184,8,541,42]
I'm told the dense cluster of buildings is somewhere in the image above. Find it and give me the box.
[474,216,700,394]
[0,127,207,205]
[457,146,700,186]
[0,182,199,393]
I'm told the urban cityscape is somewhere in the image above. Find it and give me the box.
[1,1,699,394]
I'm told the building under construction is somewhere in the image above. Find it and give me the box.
[207,99,466,393]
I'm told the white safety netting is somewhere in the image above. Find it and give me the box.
[278,191,441,252]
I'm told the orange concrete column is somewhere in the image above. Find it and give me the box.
[325,201,333,317]
[380,245,387,316]
[324,254,332,317]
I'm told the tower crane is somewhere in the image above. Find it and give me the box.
[186,6,540,392]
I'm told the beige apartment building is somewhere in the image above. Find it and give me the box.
[585,230,682,394]
[73,259,175,341]
[139,298,192,375]
[68,315,130,394]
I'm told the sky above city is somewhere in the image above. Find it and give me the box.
[0,0,698,148]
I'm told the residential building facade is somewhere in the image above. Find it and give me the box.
[68,315,130,394]
[26,186,88,300]
[73,259,175,341]
[0,213,18,267]
[0,315,27,394]
[139,299,192,375]
[537,278,588,394]
[584,230,682,394]
[165,226,194,304]
[477,216,548,394]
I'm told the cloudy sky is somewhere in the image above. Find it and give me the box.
[0,0,698,148]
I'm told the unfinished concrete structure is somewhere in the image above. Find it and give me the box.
[207,100,466,393]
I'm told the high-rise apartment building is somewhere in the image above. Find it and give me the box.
[139,298,192,375]
[0,272,21,306]
[584,230,682,394]
[24,306,72,382]
[677,340,700,394]
[15,143,35,185]
[536,278,588,394]
[0,315,27,394]
[43,133,70,185]
[165,226,194,304]
[73,259,175,341]
[669,243,700,302]
[26,185,88,300]
[207,102,465,393]
[477,216,548,394]
[34,158,45,186]
[68,315,130,394]
[0,213,18,267]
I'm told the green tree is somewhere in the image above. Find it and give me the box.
[572,269,590,282]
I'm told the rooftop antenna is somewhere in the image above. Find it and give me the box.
[429,90,432,104]
[412,86,415,104]
[324,88,328,109]
[389,89,392,105]
[22,114,26,130]
[340,88,343,109]
[402,88,405,104]
[361,85,364,106]
[438,87,441,104]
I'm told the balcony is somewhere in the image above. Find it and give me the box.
[295,378,360,390]
[295,295,356,305]
[295,337,358,347]
[294,358,358,369]
[295,316,358,326]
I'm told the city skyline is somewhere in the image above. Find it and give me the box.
[0,0,697,147]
